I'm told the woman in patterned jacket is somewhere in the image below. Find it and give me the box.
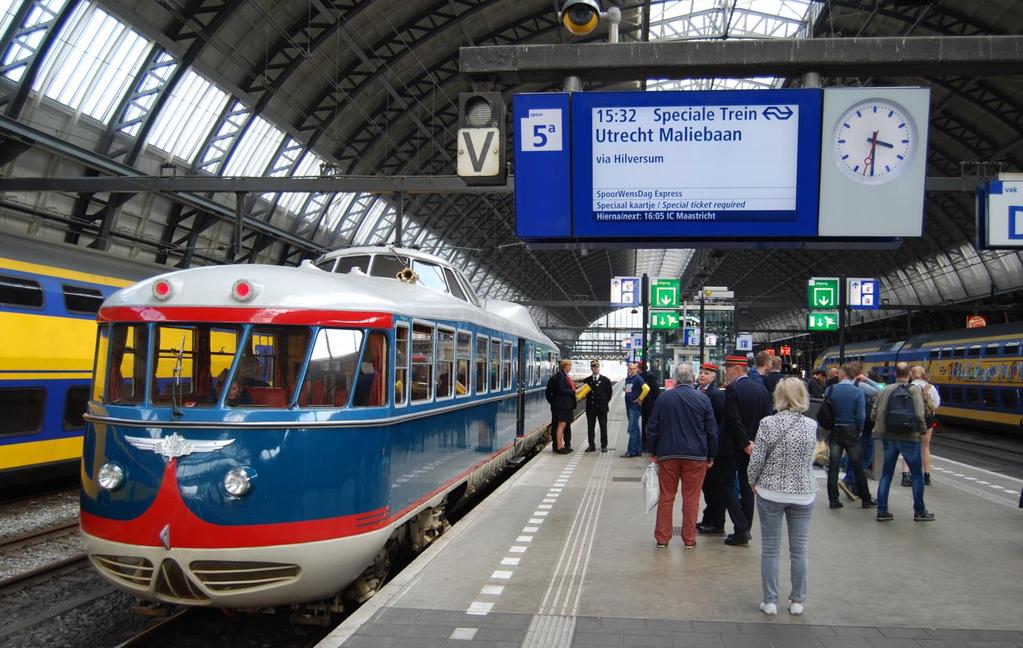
[748,377,818,617]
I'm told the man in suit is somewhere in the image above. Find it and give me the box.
[581,360,613,452]
[639,361,662,447]
[696,362,727,535]
[716,353,772,546]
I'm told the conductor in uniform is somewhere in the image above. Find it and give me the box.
[581,360,613,453]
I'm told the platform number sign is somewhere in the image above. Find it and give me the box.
[610,276,641,307]
[848,278,879,310]
[807,277,839,309]
[520,108,563,152]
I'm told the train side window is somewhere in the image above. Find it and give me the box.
[502,341,513,390]
[490,338,501,392]
[0,388,45,436]
[0,274,43,308]
[335,255,370,274]
[941,347,952,358]
[456,331,471,397]
[63,386,90,429]
[986,344,1000,356]
[967,387,981,406]
[303,329,363,407]
[444,267,468,301]
[535,348,542,385]
[982,388,998,408]
[63,285,103,314]
[394,325,409,406]
[475,335,488,394]
[1004,390,1019,411]
[968,345,982,357]
[411,323,434,402]
[927,349,940,360]
[353,331,388,407]
[435,328,455,399]
[370,255,408,279]
[1004,343,1019,356]
[952,347,966,358]
[105,324,148,405]
[936,384,948,401]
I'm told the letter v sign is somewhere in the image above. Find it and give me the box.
[457,127,500,176]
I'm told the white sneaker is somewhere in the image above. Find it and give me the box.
[759,602,778,615]
[789,602,804,616]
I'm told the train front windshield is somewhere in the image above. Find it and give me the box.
[94,323,387,409]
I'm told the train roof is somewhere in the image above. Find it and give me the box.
[903,321,1023,348]
[100,262,555,347]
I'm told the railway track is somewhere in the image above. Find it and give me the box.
[931,428,1023,479]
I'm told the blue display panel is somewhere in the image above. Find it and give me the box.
[571,90,823,238]
[514,93,572,239]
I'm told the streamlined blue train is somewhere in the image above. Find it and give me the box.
[80,247,560,608]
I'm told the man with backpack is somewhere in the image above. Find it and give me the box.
[871,362,935,522]
[823,364,876,509]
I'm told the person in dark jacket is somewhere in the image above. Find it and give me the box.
[697,362,727,534]
[763,356,785,397]
[549,359,578,454]
[581,360,613,452]
[806,369,826,399]
[716,353,772,546]
[639,361,661,447]
[646,363,717,548]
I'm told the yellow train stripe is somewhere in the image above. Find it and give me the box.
[938,406,1023,427]
[0,257,133,288]
[0,312,98,371]
[0,436,82,471]
[0,373,93,380]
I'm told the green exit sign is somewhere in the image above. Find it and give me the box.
[807,312,839,331]
[807,277,839,309]
[650,278,680,308]
[650,310,680,329]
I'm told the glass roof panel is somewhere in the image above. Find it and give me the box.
[145,68,228,162]
[222,115,284,176]
[31,1,150,123]
[274,151,322,215]
[0,0,24,40]
[1,0,69,83]
[320,192,357,234]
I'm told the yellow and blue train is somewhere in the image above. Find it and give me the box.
[0,236,152,488]
[814,321,1023,430]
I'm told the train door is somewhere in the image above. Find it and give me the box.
[516,338,526,437]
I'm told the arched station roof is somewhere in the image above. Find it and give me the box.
[0,0,1021,352]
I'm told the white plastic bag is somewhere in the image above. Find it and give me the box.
[642,461,659,514]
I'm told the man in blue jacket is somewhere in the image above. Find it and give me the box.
[824,364,876,508]
[646,363,717,548]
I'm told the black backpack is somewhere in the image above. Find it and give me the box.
[545,374,558,405]
[884,384,917,432]
[816,396,835,432]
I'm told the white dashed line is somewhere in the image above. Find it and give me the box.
[528,518,544,524]
[516,535,533,542]
[550,488,563,493]
[988,484,1004,489]
[533,511,548,517]
[538,504,553,509]
[510,546,528,553]
[481,585,504,595]
[501,557,521,566]
[965,477,977,481]
[977,481,990,485]
[451,627,478,640]
[543,498,556,503]
[491,570,513,580]
[467,602,494,615]
[1005,489,1018,494]
[523,526,540,533]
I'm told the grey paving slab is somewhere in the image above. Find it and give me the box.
[915,641,971,648]
[719,633,773,648]
[342,637,400,648]
[572,630,626,646]
[670,633,724,648]
[880,627,936,639]
[971,631,1023,642]
[868,639,927,648]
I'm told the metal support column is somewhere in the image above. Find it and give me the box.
[234,192,245,259]
[699,295,706,364]
[838,275,847,365]
[395,192,404,247]
[641,273,649,365]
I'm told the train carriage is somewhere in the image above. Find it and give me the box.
[80,247,559,608]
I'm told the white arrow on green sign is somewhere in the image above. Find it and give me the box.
[807,311,839,331]
[650,310,680,329]
[807,277,839,309]
[650,278,680,308]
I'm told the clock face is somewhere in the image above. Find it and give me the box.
[834,100,915,185]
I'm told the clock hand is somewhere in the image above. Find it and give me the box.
[863,130,879,176]
[865,137,895,149]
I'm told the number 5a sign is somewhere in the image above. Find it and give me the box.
[520,108,563,152]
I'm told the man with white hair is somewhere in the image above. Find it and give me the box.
[646,363,718,548]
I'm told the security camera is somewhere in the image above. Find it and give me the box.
[560,0,602,36]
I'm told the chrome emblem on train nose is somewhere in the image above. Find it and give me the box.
[125,433,234,458]
[159,524,171,550]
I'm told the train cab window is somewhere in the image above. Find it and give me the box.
[335,255,371,274]
[502,341,513,390]
[63,386,90,429]
[370,255,408,279]
[490,338,501,391]
[315,259,337,272]
[412,260,447,292]
[0,388,45,436]
[1004,343,1020,357]
[456,331,471,397]
[436,328,455,399]
[475,335,488,394]
[0,274,43,308]
[303,329,363,407]
[394,325,409,406]
[151,324,243,407]
[353,331,388,407]
[968,345,982,357]
[411,323,434,402]
[62,285,103,314]
[102,324,148,405]
[444,267,467,301]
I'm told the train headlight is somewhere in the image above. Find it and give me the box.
[224,467,256,497]
[231,279,262,302]
[98,463,125,491]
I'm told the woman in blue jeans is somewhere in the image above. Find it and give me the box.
[747,378,818,616]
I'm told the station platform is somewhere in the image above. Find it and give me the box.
[318,397,1023,648]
